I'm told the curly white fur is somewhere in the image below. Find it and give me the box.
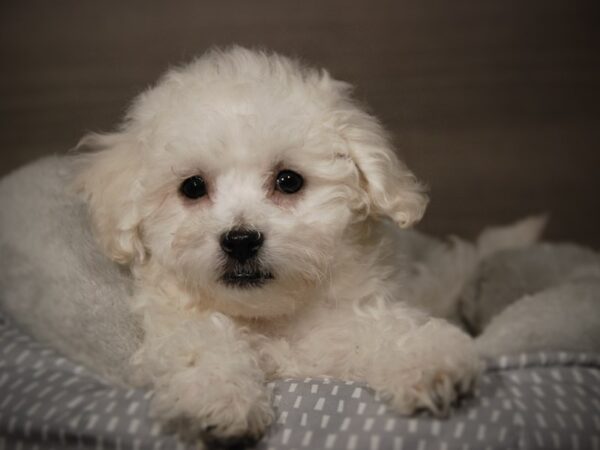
[72,47,480,442]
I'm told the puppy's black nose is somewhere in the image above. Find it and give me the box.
[220,229,264,262]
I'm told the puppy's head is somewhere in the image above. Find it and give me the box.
[77,47,427,318]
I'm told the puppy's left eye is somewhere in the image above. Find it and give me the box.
[275,170,303,194]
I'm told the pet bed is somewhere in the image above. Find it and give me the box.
[1,310,599,450]
[1,157,599,449]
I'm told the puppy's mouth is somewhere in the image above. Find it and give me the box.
[220,268,274,288]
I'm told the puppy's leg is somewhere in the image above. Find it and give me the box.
[132,305,273,444]
[291,301,481,416]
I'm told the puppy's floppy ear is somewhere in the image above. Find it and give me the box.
[344,119,428,228]
[74,132,146,264]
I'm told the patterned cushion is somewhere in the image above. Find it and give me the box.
[1,311,599,450]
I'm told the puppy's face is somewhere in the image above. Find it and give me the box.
[78,48,427,318]
[135,94,363,317]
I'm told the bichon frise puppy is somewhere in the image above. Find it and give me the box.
[75,47,480,443]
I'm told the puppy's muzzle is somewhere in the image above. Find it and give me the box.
[219,228,273,288]
[220,228,264,263]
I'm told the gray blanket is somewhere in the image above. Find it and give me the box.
[1,157,600,450]
[1,311,599,450]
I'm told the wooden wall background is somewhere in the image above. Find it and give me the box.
[1,0,599,247]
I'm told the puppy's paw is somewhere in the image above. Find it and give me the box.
[165,416,266,449]
[373,320,482,417]
[152,371,274,445]
[400,364,479,417]
[383,356,480,417]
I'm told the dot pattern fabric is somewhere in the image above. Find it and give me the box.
[1,311,599,450]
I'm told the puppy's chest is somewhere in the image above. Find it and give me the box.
[238,300,344,345]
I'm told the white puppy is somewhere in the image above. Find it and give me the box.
[76,47,480,443]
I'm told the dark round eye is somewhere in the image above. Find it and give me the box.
[180,176,207,199]
[275,170,303,194]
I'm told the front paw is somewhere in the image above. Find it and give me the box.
[391,363,479,417]
[152,371,274,445]
[166,417,266,450]
[373,321,482,417]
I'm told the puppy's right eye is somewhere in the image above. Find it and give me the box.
[180,176,207,199]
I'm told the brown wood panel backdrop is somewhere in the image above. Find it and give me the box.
[1,0,599,246]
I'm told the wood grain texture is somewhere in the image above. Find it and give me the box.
[1,0,599,246]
